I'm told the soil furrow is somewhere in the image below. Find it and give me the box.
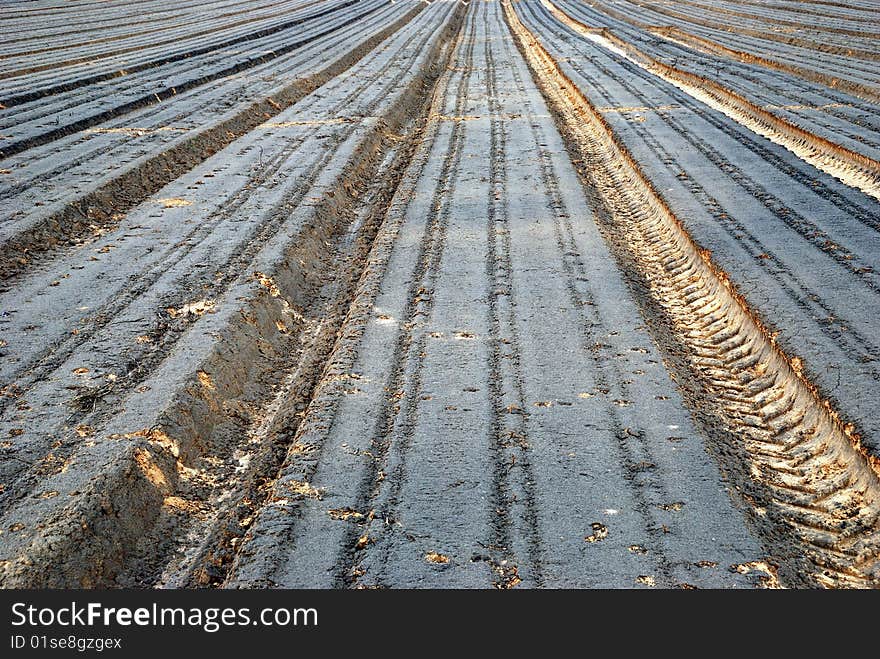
[587,0,880,62]
[482,4,544,589]
[0,1,385,161]
[0,5,432,411]
[0,5,400,205]
[224,3,469,589]
[0,0,326,76]
[499,42,680,588]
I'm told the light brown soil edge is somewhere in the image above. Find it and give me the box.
[503,0,880,588]
[0,2,467,589]
[0,3,425,282]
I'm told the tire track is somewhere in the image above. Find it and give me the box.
[483,0,544,588]
[494,8,681,587]
[155,64,454,587]
[332,9,479,588]
[505,0,880,587]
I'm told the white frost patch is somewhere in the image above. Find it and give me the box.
[234,451,251,474]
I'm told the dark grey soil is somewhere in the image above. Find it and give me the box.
[1,0,878,589]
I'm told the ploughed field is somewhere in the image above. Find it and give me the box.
[1,0,879,589]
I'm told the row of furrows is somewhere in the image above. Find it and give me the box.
[640,40,880,154]
[0,0,336,101]
[0,0,385,157]
[649,25,880,106]
[588,0,880,61]
[0,0,304,51]
[0,0,304,56]
[0,3,425,405]
[0,0,358,134]
[0,4,438,517]
[0,2,374,139]
[0,3,421,279]
[664,0,880,26]
[482,3,543,589]
[221,1,469,588]
[632,0,880,36]
[0,0,323,74]
[0,2,399,205]
[581,0,880,96]
[541,0,880,200]
[0,0,366,107]
[525,2,880,303]
[0,0,465,589]
[718,0,880,11]
[497,10,682,587]
[526,4,880,425]
[553,1,880,150]
[0,0,260,28]
[736,0,880,15]
[504,0,880,588]
[776,0,880,13]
